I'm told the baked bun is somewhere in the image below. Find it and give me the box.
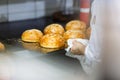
[21,29,43,42]
[40,34,65,48]
[44,24,65,35]
[0,42,5,51]
[86,27,91,39]
[65,20,86,32]
[63,30,86,41]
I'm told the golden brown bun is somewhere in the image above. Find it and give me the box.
[0,42,5,51]
[63,30,86,41]
[40,34,65,49]
[65,20,86,32]
[86,27,91,39]
[21,29,43,42]
[44,24,65,35]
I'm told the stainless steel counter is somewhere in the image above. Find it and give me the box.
[0,39,85,80]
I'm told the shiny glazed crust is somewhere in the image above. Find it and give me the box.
[21,29,43,42]
[0,42,5,51]
[65,20,86,32]
[44,24,65,35]
[86,27,91,39]
[40,34,65,49]
[63,30,86,41]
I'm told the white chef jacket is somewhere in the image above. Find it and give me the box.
[66,1,120,79]
[66,0,107,74]
[79,0,106,74]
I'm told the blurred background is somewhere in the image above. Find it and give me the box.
[0,0,81,39]
[0,0,79,22]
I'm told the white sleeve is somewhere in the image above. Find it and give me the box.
[79,0,105,74]
[85,44,101,64]
[80,45,101,74]
[65,0,105,74]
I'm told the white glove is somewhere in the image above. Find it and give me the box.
[65,38,89,58]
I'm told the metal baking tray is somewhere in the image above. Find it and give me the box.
[2,39,66,54]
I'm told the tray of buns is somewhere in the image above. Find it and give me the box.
[21,40,66,54]
[2,39,65,54]
[0,20,91,54]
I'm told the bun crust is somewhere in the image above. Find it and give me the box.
[0,42,5,51]
[22,29,43,42]
[63,30,86,41]
[44,24,65,35]
[65,20,86,32]
[86,27,91,39]
[40,34,65,48]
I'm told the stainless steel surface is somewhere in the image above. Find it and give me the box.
[0,39,85,80]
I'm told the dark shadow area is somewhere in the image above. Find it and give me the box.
[0,17,53,39]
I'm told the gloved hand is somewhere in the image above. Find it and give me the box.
[71,40,86,55]
[65,39,88,55]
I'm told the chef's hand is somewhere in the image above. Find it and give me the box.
[71,40,86,55]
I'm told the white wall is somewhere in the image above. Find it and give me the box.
[0,0,8,22]
[0,0,75,22]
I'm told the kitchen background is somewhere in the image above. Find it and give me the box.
[0,0,79,23]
